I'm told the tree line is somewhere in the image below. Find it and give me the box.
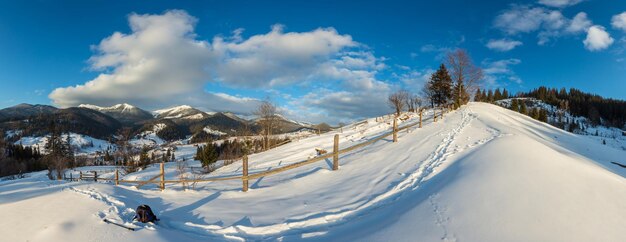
[0,119,76,179]
[475,86,626,130]
[520,86,626,128]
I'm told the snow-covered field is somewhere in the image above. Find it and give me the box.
[1,103,625,241]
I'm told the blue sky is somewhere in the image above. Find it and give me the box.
[0,0,625,123]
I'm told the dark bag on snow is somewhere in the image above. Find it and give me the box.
[134,205,158,223]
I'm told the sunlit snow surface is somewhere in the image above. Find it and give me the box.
[1,103,625,242]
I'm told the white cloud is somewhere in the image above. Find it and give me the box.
[583,25,614,51]
[212,24,360,88]
[397,68,434,91]
[50,10,218,109]
[494,5,595,46]
[611,12,626,32]
[494,5,551,35]
[294,86,391,124]
[486,39,523,51]
[49,10,389,123]
[566,12,592,33]
[538,0,583,8]
[482,59,522,88]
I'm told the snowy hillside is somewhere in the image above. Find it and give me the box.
[1,103,625,241]
[14,133,115,155]
[153,105,208,120]
[130,123,167,147]
[496,97,626,150]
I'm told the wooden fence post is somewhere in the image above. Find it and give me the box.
[333,134,339,170]
[434,109,437,122]
[393,118,398,143]
[115,169,119,186]
[94,171,98,182]
[242,155,249,192]
[159,162,165,191]
[419,110,423,128]
[440,108,444,119]
[79,171,82,181]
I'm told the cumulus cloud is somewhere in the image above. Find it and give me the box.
[611,12,626,32]
[566,12,592,33]
[50,10,220,108]
[212,24,359,88]
[494,5,595,46]
[538,0,583,8]
[49,10,390,123]
[486,39,523,51]
[583,25,614,51]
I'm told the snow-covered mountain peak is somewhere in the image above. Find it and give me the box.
[78,103,152,123]
[79,103,138,113]
[153,105,193,114]
[153,105,207,120]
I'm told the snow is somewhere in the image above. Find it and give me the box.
[183,113,205,120]
[14,133,115,155]
[203,127,226,136]
[79,103,138,113]
[2,103,626,241]
[5,129,22,138]
[130,124,166,147]
[153,105,197,119]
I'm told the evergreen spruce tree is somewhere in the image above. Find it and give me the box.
[139,147,150,167]
[502,89,509,99]
[494,88,502,101]
[538,109,548,122]
[520,101,527,114]
[531,108,541,120]
[487,90,494,103]
[510,99,519,112]
[195,144,218,169]
[428,64,454,108]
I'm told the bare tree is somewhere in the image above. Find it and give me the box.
[176,158,188,190]
[388,90,409,117]
[446,49,483,101]
[115,127,138,173]
[254,98,279,151]
[406,94,422,112]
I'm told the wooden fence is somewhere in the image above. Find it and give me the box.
[80,108,450,192]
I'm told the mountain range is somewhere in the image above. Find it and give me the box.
[0,103,318,141]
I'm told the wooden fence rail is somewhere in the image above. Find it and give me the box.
[80,110,438,192]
